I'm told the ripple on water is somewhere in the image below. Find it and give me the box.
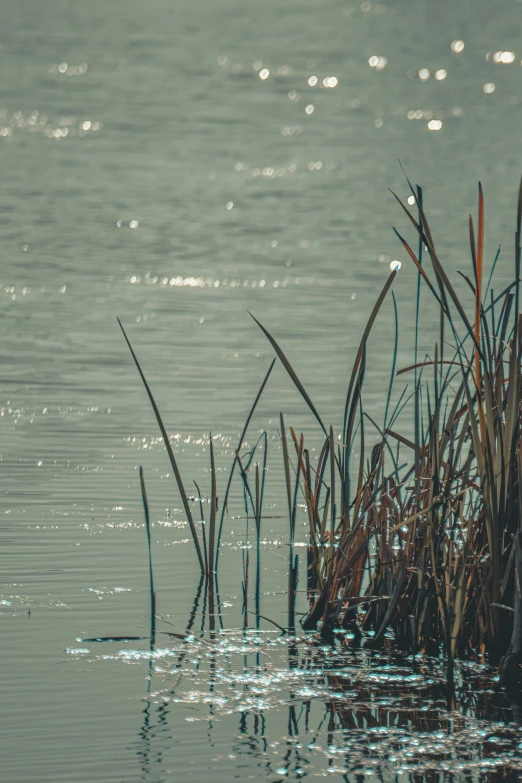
[64,627,522,779]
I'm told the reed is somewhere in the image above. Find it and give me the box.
[139,466,156,643]
[119,315,275,578]
[251,177,522,676]
[118,318,204,573]
[121,177,522,680]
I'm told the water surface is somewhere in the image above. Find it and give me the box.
[2,1,522,780]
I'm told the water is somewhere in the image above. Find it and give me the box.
[2,0,522,779]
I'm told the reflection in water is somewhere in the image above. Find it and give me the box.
[134,576,206,779]
[107,577,522,782]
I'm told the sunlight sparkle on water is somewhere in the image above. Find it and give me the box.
[0,110,102,140]
[368,56,387,70]
[323,76,338,88]
[493,51,515,63]
[451,39,465,53]
[80,631,522,776]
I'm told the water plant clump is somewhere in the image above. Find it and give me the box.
[120,177,522,688]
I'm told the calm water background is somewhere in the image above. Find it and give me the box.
[2,1,522,780]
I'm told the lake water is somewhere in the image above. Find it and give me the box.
[2,1,522,780]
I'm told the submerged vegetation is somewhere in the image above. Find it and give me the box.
[119,177,522,690]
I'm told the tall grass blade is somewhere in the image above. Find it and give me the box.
[342,270,397,490]
[193,481,209,575]
[140,466,156,641]
[209,433,217,574]
[249,313,327,436]
[118,318,204,573]
[215,358,276,568]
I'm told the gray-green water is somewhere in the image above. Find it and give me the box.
[2,1,522,780]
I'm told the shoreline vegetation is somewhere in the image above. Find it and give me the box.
[119,177,522,693]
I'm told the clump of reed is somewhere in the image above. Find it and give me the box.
[253,177,522,678]
[119,176,522,683]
